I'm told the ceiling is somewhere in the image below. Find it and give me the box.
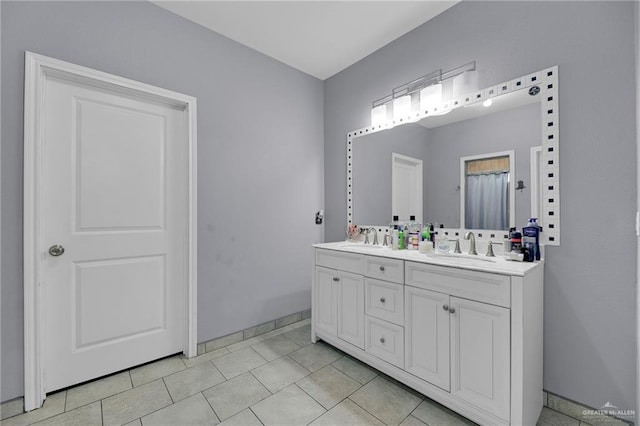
[150,1,459,80]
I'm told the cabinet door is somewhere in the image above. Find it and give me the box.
[337,271,365,349]
[315,266,338,337]
[404,286,450,391]
[450,297,510,421]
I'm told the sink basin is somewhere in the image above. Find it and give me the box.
[431,252,497,263]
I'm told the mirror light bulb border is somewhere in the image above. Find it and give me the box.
[346,65,560,246]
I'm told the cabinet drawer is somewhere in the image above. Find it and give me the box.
[364,256,404,284]
[405,262,511,308]
[365,278,404,326]
[316,249,363,275]
[365,316,404,368]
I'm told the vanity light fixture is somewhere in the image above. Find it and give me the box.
[370,61,476,127]
[371,104,387,127]
[393,95,412,121]
[452,68,479,99]
[420,83,443,112]
[482,99,493,107]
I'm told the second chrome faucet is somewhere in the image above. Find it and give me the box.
[464,231,477,255]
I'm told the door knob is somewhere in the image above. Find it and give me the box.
[48,245,65,257]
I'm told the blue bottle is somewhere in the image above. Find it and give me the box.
[522,218,542,261]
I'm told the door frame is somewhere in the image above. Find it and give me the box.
[23,52,198,411]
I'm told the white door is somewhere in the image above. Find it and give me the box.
[450,297,510,421]
[337,271,365,349]
[315,267,338,337]
[392,153,423,223]
[404,286,450,391]
[41,74,188,392]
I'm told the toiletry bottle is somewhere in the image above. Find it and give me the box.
[436,233,450,253]
[523,218,542,260]
[388,215,399,246]
[391,226,399,250]
[421,224,431,243]
[408,215,420,250]
[510,231,522,253]
[398,227,405,250]
[403,225,409,250]
[429,224,435,248]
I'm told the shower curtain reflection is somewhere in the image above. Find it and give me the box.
[465,172,509,230]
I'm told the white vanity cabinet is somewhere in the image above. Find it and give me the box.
[314,249,365,349]
[405,261,511,420]
[312,244,544,426]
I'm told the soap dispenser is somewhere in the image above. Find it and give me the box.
[523,218,542,261]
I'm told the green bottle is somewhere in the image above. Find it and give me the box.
[398,227,405,250]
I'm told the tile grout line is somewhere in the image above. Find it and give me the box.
[161,377,174,404]
[248,406,266,426]
[295,364,368,415]
[198,390,221,424]
[346,395,390,426]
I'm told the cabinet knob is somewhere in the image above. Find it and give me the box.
[443,304,449,312]
[380,297,386,303]
[380,337,385,344]
[379,265,385,272]
[449,307,456,314]
[332,277,340,282]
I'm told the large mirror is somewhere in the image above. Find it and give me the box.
[347,67,560,244]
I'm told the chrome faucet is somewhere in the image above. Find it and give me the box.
[363,227,378,245]
[371,227,379,245]
[464,231,477,255]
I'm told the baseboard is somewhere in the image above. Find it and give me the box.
[199,309,312,355]
[543,390,634,425]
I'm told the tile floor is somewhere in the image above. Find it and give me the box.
[1,319,580,426]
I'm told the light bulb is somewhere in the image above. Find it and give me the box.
[483,99,493,107]
[371,104,387,127]
[393,95,412,121]
[420,84,442,112]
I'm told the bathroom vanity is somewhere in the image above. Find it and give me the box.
[311,242,543,426]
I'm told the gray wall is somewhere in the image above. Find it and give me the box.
[636,0,640,419]
[325,1,636,414]
[1,1,324,402]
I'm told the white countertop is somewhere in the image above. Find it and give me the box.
[313,241,542,277]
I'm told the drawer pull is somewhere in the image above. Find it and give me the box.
[379,265,385,272]
[449,307,456,314]
[379,337,385,344]
[443,304,449,312]
[380,297,386,303]
[332,277,340,282]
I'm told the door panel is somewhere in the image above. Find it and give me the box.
[337,271,365,349]
[75,98,166,231]
[315,266,338,336]
[450,297,510,421]
[404,286,450,391]
[43,75,187,392]
[74,256,166,349]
